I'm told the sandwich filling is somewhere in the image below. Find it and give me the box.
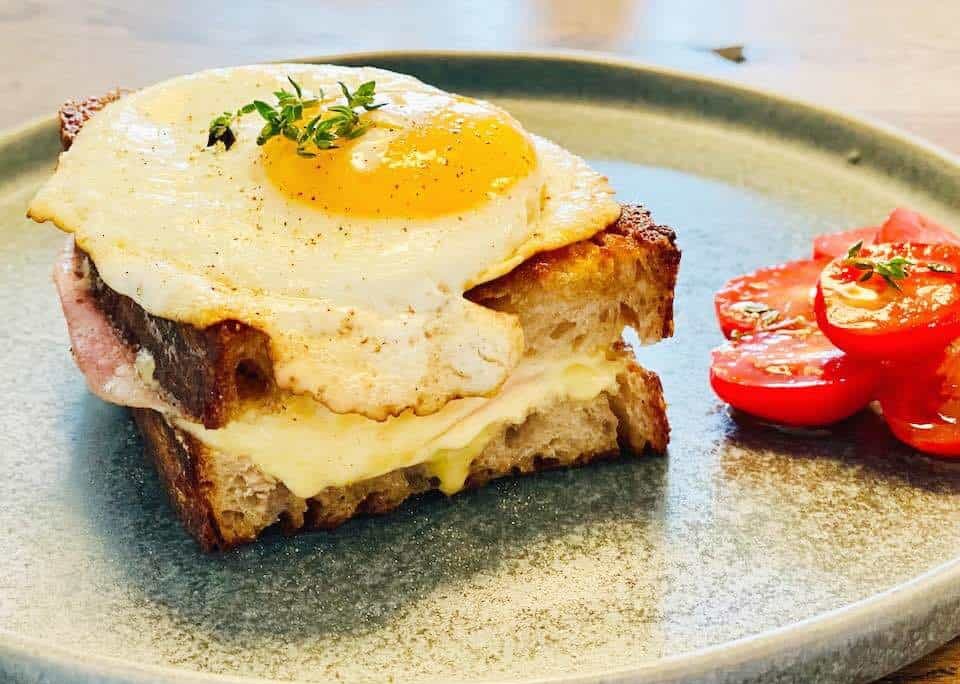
[170,352,625,497]
[57,238,626,499]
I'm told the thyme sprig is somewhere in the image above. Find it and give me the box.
[844,240,912,291]
[206,77,385,155]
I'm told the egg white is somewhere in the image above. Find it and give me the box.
[28,64,621,419]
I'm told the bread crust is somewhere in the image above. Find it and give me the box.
[59,89,125,150]
[132,359,667,551]
[87,255,275,428]
[468,205,679,353]
[132,408,224,550]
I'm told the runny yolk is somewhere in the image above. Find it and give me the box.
[261,102,537,219]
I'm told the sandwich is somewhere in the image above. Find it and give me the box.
[28,65,680,550]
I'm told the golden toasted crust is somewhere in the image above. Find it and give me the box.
[59,90,126,150]
[468,205,679,353]
[87,254,274,429]
[133,358,667,551]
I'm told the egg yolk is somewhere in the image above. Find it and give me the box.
[261,98,537,219]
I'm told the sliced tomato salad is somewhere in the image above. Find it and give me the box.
[710,329,878,427]
[710,207,960,457]
[879,342,960,456]
[714,258,827,338]
[812,226,878,259]
[875,208,960,246]
[815,242,960,360]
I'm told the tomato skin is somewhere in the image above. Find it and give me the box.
[709,330,879,427]
[810,209,958,260]
[875,208,960,246]
[815,286,960,361]
[714,258,827,338]
[878,346,960,457]
[884,415,960,457]
[815,242,960,360]
[812,226,878,259]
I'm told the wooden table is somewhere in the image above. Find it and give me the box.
[2,1,958,681]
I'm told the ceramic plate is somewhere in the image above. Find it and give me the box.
[2,51,960,684]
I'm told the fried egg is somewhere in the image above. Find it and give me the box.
[28,64,621,419]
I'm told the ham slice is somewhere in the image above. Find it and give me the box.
[54,238,167,412]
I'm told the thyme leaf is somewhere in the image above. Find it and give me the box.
[844,242,912,291]
[205,77,385,154]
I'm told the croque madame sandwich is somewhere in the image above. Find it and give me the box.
[28,65,680,550]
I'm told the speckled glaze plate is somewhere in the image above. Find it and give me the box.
[2,51,960,684]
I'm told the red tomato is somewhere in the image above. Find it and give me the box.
[879,343,960,457]
[815,242,960,359]
[709,329,879,427]
[714,258,828,338]
[812,226,878,259]
[875,208,960,246]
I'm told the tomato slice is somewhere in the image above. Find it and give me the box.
[812,226,878,259]
[816,242,960,359]
[875,208,960,246]
[709,329,879,426]
[879,343,960,457]
[714,258,828,338]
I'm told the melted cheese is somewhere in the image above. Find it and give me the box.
[172,353,624,498]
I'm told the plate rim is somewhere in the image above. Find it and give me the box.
[3,48,959,684]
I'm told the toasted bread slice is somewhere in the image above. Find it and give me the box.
[133,356,667,550]
[467,205,678,354]
[85,254,276,429]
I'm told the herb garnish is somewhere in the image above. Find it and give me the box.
[206,77,385,155]
[844,240,912,291]
[729,301,782,328]
[207,108,249,149]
